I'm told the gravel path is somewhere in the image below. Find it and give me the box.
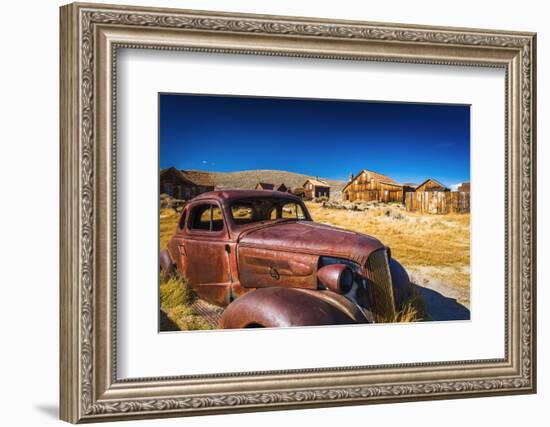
[191,299,224,328]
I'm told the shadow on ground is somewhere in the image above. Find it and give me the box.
[35,404,58,419]
[414,284,470,321]
[160,309,179,331]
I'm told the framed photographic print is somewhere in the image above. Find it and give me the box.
[60,2,537,423]
[158,94,471,331]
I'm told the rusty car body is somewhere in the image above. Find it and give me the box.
[160,190,414,328]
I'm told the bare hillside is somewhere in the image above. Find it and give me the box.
[192,169,347,199]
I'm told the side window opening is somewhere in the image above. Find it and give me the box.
[271,202,306,220]
[190,204,224,232]
[284,203,305,219]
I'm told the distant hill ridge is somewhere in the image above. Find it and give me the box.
[185,169,347,194]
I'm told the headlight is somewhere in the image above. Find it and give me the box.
[317,264,354,294]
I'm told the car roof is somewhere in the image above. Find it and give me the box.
[191,189,302,203]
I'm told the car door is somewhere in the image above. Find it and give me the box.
[182,201,231,305]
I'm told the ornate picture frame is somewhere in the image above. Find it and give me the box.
[60,2,536,423]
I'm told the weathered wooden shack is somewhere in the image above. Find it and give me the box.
[405,191,470,214]
[291,187,307,199]
[405,178,469,214]
[342,169,403,203]
[276,183,290,193]
[159,167,215,200]
[402,183,417,193]
[255,182,290,192]
[458,182,470,193]
[303,178,330,200]
[415,178,450,192]
[255,182,275,190]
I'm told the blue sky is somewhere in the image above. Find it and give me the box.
[159,93,470,186]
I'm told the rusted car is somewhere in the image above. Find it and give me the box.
[160,190,414,328]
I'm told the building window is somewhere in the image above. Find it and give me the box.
[163,182,173,196]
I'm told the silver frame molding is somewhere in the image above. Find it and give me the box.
[60,2,536,423]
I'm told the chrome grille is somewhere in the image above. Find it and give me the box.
[364,249,396,322]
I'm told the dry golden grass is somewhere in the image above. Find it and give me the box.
[306,202,470,267]
[160,209,180,250]
[159,274,213,331]
[393,285,427,323]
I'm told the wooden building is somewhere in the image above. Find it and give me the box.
[402,183,417,193]
[255,182,275,190]
[303,178,330,200]
[401,183,417,203]
[255,182,291,192]
[405,191,470,214]
[415,178,450,192]
[291,187,307,199]
[458,182,470,193]
[159,167,215,200]
[342,169,403,203]
[276,183,290,193]
[404,178,470,214]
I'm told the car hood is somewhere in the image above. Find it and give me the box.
[237,221,385,265]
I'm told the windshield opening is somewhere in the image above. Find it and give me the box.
[230,197,308,226]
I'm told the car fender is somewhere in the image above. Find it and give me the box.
[219,287,367,329]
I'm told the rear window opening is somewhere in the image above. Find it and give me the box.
[230,197,307,226]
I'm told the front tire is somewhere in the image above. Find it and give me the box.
[389,258,413,309]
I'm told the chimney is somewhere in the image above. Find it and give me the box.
[349,173,354,182]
